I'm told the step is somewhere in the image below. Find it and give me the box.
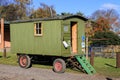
[75,55,96,75]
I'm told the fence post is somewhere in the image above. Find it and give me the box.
[86,37,88,60]
[116,53,120,68]
[90,51,95,66]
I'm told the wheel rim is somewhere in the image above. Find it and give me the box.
[54,61,62,72]
[20,56,27,67]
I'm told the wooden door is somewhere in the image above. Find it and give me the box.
[71,22,77,54]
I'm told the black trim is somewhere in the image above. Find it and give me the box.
[10,15,88,23]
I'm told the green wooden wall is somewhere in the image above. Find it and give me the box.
[10,20,62,56]
[61,18,85,56]
[10,17,86,57]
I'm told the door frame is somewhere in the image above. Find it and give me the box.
[70,21,78,54]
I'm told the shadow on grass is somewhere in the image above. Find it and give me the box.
[106,77,113,80]
[6,56,11,58]
[105,63,116,68]
[0,56,2,58]
[0,56,12,59]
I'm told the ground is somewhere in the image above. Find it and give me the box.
[0,64,120,80]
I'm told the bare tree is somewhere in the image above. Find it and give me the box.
[30,3,56,18]
[0,0,33,20]
[0,4,20,21]
[91,9,120,33]
[14,0,33,19]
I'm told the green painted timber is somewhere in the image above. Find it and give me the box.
[61,18,86,56]
[10,15,87,57]
[75,55,96,75]
[11,20,62,56]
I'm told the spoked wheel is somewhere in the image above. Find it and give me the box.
[18,55,31,68]
[53,58,66,73]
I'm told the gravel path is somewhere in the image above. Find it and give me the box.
[0,64,119,80]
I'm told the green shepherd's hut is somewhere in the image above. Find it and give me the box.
[10,15,96,74]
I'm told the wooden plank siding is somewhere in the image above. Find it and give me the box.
[0,18,4,50]
[11,20,62,56]
[0,18,10,52]
[10,15,87,57]
[61,18,85,56]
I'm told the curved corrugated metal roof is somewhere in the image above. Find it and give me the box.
[10,15,88,23]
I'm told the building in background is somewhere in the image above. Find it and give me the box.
[0,18,10,52]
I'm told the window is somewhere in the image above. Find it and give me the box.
[64,26,68,32]
[34,23,42,36]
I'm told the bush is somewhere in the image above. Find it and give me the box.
[92,31,120,46]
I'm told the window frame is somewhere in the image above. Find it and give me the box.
[34,22,43,36]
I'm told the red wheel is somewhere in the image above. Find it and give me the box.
[53,58,66,73]
[54,61,63,72]
[19,56,27,67]
[18,55,31,68]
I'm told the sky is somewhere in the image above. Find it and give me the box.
[33,0,120,17]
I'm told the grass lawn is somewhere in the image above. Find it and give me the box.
[94,57,120,78]
[0,52,120,78]
[0,53,17,66]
